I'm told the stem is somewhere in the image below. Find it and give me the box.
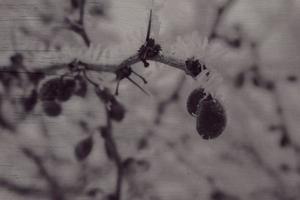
[104,108,123,200]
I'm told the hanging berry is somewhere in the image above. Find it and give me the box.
[57,78,76,102]
[186,88,226,139]
[186,88,212,117]
[196,98,226,139]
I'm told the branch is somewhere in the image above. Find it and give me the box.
[209,0,236,41]
[66,0,90,47]
[154,75,186,125]
[92,84,124,200]
[0,53,202,79]
[235,142,290,200]
[103,108,123,200]
[21,147,66,200]
[0,178,47,197]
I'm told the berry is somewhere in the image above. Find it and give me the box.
[108,100,126,122]
[196,99,226,139]
[57,78,76,102]
[75,136,94,161]
[39,78,61,101]
[10,53,23,66]
[186,88,212,117]
[42,101,62,117]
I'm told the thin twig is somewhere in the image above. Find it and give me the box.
[66,0,90,47]
[21,147,65,200]
[0,178,47,197]
[209,0,236,41]
[103,108,123,200]
[78,0,86,25]
[154,75,186,125]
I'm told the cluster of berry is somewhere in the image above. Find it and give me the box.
[39,75,87,116]
[186,88,226,140]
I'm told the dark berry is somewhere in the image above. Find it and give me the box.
[39,78,61,101]
[10,53,23,66]
[185,58,203,77]
[42,101,62,117]
[186,88,212,117]
[28,72,45,85]
[75,136,94,161]
[108,100,126,122]
[57,78,76,102]
[196,98,226,140]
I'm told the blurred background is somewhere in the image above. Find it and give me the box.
[0,0,300,200]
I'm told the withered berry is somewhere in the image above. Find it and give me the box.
[196,98,226,140]
[108,99,126,122]
[39,78,61,101]
[186,88,212,117]
[42,101,62,117]
[57,78,76,102]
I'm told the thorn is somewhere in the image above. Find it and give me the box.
[132,70,148,84]
[126,77,150,96]
[146,9,152,42]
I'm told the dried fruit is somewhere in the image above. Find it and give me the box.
[75,136,94,161]
[42,101,62,117]
[186,88,212,117]
[57,78,76,102]
[108,100,126,122]
[196,99,226,140]
[39,78,61,101]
